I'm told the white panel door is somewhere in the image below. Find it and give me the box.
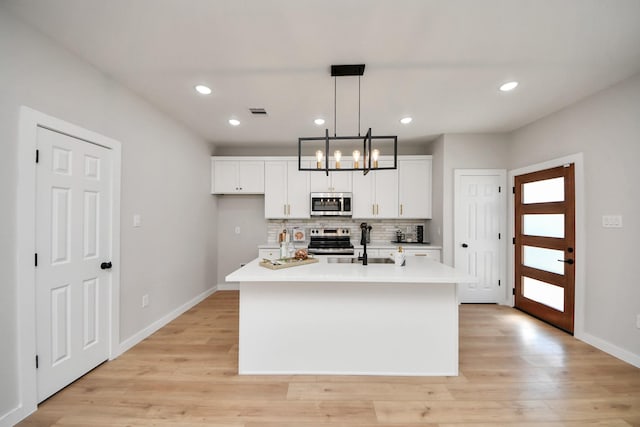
[36,127,111,402]
[454,171,506,303]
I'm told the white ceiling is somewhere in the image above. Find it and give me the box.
[5,0,640,148]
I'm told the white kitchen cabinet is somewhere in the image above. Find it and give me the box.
[211,158,264,194]
[352,159,398,218]
[309,160,353,192]
[403,248,441,262]
[258,248,280,260]
[398,157,432,218]
[264,160,310,218]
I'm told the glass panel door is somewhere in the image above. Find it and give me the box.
[514,164,575,334]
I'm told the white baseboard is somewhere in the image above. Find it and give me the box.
[577,331,640,368]
[217,282,239,291]
[0,405,29,427]
[117,285,217,356]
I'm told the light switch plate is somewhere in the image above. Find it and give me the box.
[602,215,622,228]
[133,214,142,227]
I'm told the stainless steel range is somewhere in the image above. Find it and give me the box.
[307,228,354,255]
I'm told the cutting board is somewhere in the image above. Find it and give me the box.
[259,257,319,270]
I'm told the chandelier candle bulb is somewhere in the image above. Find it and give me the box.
[352,150,360,168]
[315,150,323,168]
[372,148,380,168]
[334,150,342,168]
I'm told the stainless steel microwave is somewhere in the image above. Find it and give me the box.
[310,192,352,217]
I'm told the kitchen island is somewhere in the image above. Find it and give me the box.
[226,256,476,376]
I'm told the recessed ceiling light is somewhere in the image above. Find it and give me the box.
[194,84,212,95]
[314,118,325,125]
[400,117,413,124]
[499,81,519,92]
[228,119,240,126]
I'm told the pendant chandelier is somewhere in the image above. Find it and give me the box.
[298,64,398,176]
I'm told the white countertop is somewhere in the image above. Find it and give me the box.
[226,256,476,284]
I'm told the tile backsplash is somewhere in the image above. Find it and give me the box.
[267,219,429,244]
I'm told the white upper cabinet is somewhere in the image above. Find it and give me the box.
[398,157,432,218]
[212,155,432,220]
[352,159,399,218]
[264,159,310,219]
[309,160,353,193]
[211,158,264,194]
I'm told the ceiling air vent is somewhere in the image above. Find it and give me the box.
[249,108,267,115]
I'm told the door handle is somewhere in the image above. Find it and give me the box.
[461,243,468,248]
[557,259,574,265]
[100,262,112,270]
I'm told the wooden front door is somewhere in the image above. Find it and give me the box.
[514,164,575,333]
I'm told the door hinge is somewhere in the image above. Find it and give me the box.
[35,253,38,267]
[498,279,501,287]
[35,355,39,369]
[512,288,516,295]
[512,186,515,194]
[35,149,39,163]
[512,237,516,245]
[498,233,501,240]
[498,186,501,193]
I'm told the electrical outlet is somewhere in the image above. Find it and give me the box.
[142,294,149,308]
[602,215,622,228]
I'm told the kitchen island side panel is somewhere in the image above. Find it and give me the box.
[238,281,458,376]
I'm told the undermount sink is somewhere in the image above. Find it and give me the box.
[326,257,395,264]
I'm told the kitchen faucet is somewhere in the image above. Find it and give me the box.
[359,222,372,265]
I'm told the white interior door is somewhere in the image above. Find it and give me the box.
[454,170,506,303]
[35,127,112,402]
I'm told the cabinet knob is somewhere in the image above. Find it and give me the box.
[461,243,468,248]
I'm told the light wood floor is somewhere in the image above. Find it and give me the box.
[19,291,640,426]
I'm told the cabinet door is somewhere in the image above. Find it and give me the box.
[212,160,240,193]
[352,169,375,218]
[374,163,399,218]
[399,158,431,218]
[330,160,353,192]
[258,248,279,260]
[238,161,265,193]
[286,161,310,218]
[404,249,441,262]
[264,161,288,218]
[309,171,331,192]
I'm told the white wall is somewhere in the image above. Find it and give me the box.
[427,136,445,248]
[0,7,217,422]
[508,72,640,360]
[216,195,268,286]
[440,134,510,265]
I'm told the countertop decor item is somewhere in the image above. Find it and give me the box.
[259,257,318,270]
[292,228,306,242]
[298,64,397,176]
